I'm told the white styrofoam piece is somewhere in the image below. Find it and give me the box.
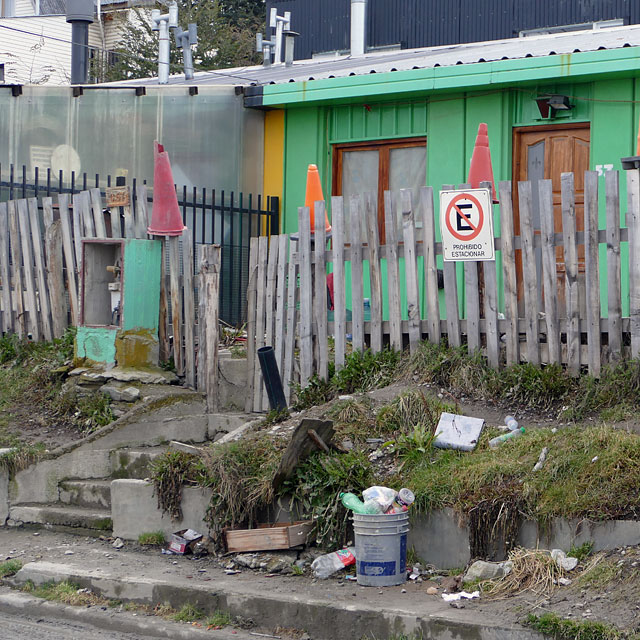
[433,412,484,451]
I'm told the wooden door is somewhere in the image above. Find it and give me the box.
[513,124,590,306]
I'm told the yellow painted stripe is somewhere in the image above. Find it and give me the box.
[263,109,285,234]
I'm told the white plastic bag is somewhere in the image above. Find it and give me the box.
[362,486,397,512]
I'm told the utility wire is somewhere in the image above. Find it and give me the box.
[0,22,262,83]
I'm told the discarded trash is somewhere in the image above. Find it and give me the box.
[557,577,572,586]
[591,456,599,463]
[426,586,439,595]
[434,413,485,451]
[345,575,357,581]
[551,549,578,571]
[340,492,383,514]
[489,427,525,449]
[168,529,203,555]
[505,415,519,431]
[385,488,416,514]
[161,548,175,555]
[311,547,356,579]
[112,537,124,549]
[533,447,549,472]
[362,486,398,512]
[442,590,480,601]
[224,569,241,575]
[225,521,314,553]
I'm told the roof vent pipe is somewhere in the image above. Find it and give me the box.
[350,0,366,57]
[65,0,94,85]
[284,30,299,67]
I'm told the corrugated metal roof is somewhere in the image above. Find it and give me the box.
[118,23,640,87]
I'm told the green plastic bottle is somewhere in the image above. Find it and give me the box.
[339,492,383,514]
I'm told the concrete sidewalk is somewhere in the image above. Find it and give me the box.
[1,528,543,640]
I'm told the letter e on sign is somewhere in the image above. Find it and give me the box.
[439,188,495,262]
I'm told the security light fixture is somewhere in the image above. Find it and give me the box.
[535,94,573,118]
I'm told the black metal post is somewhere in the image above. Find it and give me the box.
[257,346,287,412]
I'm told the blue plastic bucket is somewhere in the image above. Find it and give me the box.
[353,512,409,587]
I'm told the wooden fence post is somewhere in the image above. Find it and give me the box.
[28,198,53,341]
[8,200,26,338]
[401,189,421,352]
[441,185,461,348]
[168,235,184,375]
[298,207,314,387]
[499,181,519,365]
[348,195,365,353]
[331,196,347,368]
[365,193,383,354]
[383,191,402,352]
[58,193,79,326]
[245,237,259,412]
[584,171,601,376]
[182,228,196,389]
[200,245,221,413]
[420,186,440,345]
[605,170,622,362]
[627,169,640,359]
[0,202,14,334]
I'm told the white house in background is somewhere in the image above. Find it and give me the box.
[0,0,150,85]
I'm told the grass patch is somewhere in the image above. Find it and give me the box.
[137,531,165,546]
[283,449,374,549]
[0,440,46,475]
[173,603,204,622]
[22,580,105,606]
[525,613,630,640]
[205,610,231,628]
[0,559,22,577]
[577,554,624,589]
[569,541,594,563]
[402,425,640,523]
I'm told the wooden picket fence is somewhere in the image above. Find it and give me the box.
[245,170,640,413]
[0,187,216,392]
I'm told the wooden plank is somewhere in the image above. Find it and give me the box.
[263,236,280,408]
[498,181,519,365]
[58,194,79,325]
[8,201,26,338]
[401,189,421,353]
[109,204,122,239]
[584,171,601,376]
[561,172,580,375]
[420,186,440,344]
[364,192,383,353]
[168,235,184,376]
[197,246,207,393]
[17,199,40,340]
[45,220,68,338]
[605,170,622,362]
[0,203,13,334]
[441,185,460,348]
[158,240,170,363]
[89,188,107,239]
[252,236,268,411]
[538,180,561,366]
[274,234,288,382]
[200,245,221,413]
[314,202,329,379]
[79,191,95,239]
[42,197,54,228]
[480,181,499,367]
[225,521,314,553]
[283,238,298,403]
[135,184,149,239]
[245,237,259,412]
[627,169,640,359]
[331,196,347,369]
[349,195,365,353]
[28,198,53,341]
[122,188,135,238]
[464,262,480,353]
[517,181,540,366]
[384,191,402,352]
[71,193,84,276]
[182,228,196,389]
[298,208,314,388]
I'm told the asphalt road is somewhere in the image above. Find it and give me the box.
[0,609,148,639]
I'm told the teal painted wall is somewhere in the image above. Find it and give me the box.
[122,239,162,333]
[280,75,640,319]
[75,326,118,364]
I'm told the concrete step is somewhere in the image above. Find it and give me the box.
[110,446,168,479]
[8,504,112,537]
[58,480,112,509]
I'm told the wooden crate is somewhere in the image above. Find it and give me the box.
[225,521,314,553]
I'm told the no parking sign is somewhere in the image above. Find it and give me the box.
[439,188,495,261]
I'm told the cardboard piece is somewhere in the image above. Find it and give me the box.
[434,412,484,451]
[225,521,314,553]
[168,528,203,555]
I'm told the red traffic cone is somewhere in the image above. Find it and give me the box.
[468,123,499,204]
[148,141,186,237]
[304,164,332,234]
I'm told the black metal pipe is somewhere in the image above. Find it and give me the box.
[257,346,287,412]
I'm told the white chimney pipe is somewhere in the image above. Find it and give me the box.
[350,0,366,57]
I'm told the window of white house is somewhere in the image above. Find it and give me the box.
[333,138,426,243]
[0,0,15,17]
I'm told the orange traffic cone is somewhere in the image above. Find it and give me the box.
[468,123,499,204]
[148,141,186,236]
[305,164,331,234]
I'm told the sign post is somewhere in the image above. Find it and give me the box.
[440,188,495,261]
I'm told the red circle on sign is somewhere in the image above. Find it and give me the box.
[445,193,484,242]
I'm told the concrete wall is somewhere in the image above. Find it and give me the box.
[0,469,9,525]
[111,480,211,540]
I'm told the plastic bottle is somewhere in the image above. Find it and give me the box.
[340,492,384,514]
[489,427,525,449]
[311,547,356,579]
[504,415,519,431]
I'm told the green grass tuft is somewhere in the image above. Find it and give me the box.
[525,613,628,640]
[0,559,22,577]
[205,610,231,628]
[173,603,205,622]
[137,531,166,546]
